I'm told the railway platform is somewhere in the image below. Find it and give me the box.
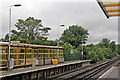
[0,60,91,80]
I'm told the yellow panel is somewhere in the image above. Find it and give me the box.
[0,66,7,68]
[0,59,7,61]
[14,64,25,67]
[106,9,120,12]
[18,53,25,54]
[104,3,120,7]
[109,14,120,16]
[26,58,32,60]
[18,59,25,60]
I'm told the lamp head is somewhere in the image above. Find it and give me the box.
[14,4,21,7]
[60,24,65,26]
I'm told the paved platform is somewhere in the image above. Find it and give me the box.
[99,64,120,79]
[0,60,91,78]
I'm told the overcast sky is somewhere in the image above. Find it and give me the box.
[0,0,118,44]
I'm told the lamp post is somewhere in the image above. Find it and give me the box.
[81,35,84,60]
[8,4,21,70]
[58,24,65,46]
[70,50,73,61]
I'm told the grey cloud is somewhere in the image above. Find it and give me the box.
[1,1,118,44]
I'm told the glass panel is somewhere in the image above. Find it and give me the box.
[57,53,60,57]
[34,49,38,58]
[58,49,60,53]
[53,49,57,53]
[0,61,7,66]
[39,49,43,53]
[18,60,24,65]
[34,49,38,53]
[14,60,17,65]
[26,49,32,53]
[50,54,53,57]
[3,61,7,66]
[53,54,57,57]
[34,53,38,57]
[44,54,48,57]
[26,59,31,64]
[10,54,16,59]
[61,54,63,57]
[44,49,48,53]
[26,54,32,58]
[2,54,6,59]
[0,48,7,53]
[39,54,43,57]
[18,54,24,59]
[61,50,63,53]
[0,54,7,59]
[58,49,63,54]
[50,49,53,53]
[18,49,25,53]
[10,49,16,53]
[0,48,2,53]
[0,61,2,65]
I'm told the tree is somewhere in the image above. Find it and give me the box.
[60,25,89,48]
[1,17,51,44]
[60,42,75,61]
[117,44,120,55]
[84,38,118,61]
[98,38,110,48]
[109,41,116,52]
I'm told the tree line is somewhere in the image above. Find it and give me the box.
[1,17,119,61]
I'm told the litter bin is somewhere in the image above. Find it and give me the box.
[9,58,14,69]
[32,58,38,67]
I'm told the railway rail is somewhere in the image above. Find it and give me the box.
[1,57,119,80]
[47,57,120,80]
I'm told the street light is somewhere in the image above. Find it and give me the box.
[58,24,65,46]
[70,50,73,61]
[81,35,84,60]
[8,4,21,70]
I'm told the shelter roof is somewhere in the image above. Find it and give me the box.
[97,0,120,18]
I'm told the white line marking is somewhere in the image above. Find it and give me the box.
[99,67,116,78]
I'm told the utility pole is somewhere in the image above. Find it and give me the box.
[57,24,65,46]
[8,4,21,71]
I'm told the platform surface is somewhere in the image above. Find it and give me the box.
[0,60,91,78]
[99,64,120,79]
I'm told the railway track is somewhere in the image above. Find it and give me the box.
[47,57,120,80]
